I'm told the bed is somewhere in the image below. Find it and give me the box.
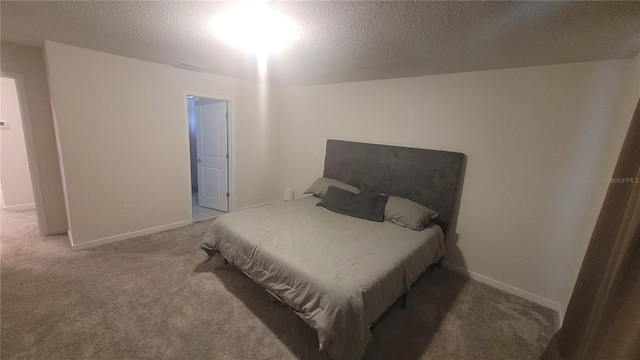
[202,140,465,360]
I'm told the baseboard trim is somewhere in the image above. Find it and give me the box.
[71,220,191,251]
[235,200,280,211]
[2,203,36,211]
[443,261,562,326]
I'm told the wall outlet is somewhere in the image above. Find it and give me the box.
[124,203,132,213]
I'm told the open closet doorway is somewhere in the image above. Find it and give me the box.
[1,75,42,229]
[187,95,230,221]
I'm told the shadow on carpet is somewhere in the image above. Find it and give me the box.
[195,255,468,360]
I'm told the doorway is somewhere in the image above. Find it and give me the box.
[187,95,229,221]
[1,76,37,213]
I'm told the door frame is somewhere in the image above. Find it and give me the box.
[182,91,233,222]
[1,71,48,235]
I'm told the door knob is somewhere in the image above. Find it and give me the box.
[197,158,202,163]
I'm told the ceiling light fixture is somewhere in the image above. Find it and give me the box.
[212,1,299,56]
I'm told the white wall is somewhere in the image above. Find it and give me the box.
[0,77,35,209]
[274,58,638,314]
[44,41,280,248]
[552,54,639,316]
[1,42,68,234]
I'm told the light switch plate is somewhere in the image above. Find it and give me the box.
[0,121,9,129]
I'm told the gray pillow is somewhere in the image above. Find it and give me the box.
[318,186,388,222]
[304,177,361,198]
[384,196,438,231]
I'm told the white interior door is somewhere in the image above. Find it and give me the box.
[195,101,228,211]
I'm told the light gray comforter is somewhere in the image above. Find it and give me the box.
[203,196,445,360]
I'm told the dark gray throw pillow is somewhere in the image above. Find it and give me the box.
[317,186,389,222]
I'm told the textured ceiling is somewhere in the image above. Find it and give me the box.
[2,1,640,86]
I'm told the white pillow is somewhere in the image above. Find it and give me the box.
[303,177,361,198]
[384,196,438,231]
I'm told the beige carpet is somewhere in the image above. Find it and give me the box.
[1,209,556,360]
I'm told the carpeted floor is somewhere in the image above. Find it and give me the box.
[1,209,556,360]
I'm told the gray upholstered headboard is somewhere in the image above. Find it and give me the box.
[323,139,465,233]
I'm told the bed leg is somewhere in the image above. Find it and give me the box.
[201,244,218,263]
